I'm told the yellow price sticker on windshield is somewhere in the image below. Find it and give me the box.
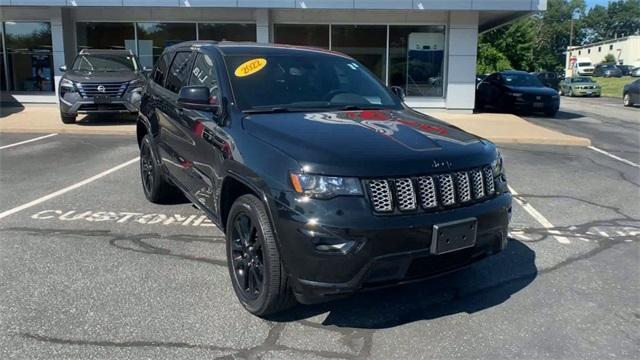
[234,58,267,78]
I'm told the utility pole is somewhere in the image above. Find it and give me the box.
[569,18,574,47]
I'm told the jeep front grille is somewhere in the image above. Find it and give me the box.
[365,166,496,214]
[77,82,128,98]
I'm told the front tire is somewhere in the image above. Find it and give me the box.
[60,112,76,124]
[139,135,181,203]
[226,194,295,316]
[623,93,633,107]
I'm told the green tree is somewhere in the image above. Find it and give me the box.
[479,16,537,72]
[583,0,640,42]
[602,53,617,64]
[533,0,586,71]
[477,42,512,74]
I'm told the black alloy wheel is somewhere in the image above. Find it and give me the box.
[225,194,295,316]
[139,134,180,204]
[230,213,264,300]
[140,141,155,195]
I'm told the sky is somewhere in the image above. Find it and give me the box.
[585,0,610,8]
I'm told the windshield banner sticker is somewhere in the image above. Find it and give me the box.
[234,58,267,78]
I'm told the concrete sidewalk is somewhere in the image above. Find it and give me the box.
[0,104,590,146]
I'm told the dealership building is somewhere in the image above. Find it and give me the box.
[0,0,545,112]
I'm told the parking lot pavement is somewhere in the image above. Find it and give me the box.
[524,97,639,166]
[1,132,638,359]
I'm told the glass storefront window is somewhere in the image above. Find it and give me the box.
[136,23,196,69]
[198,23,256,42]
[76,22,136,53]
[331,25,387,81]
[3,21,54,92]
[273,24,330,49]
[389,25,445,97]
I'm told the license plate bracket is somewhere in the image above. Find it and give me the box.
[431,218,477,255]
[533,102,544,108]
[94,95,111,104]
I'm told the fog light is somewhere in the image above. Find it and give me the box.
[299,228,358,254]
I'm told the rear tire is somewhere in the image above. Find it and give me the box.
[60,112,76,124]
[226,194,295,316]
[139,135,181,204]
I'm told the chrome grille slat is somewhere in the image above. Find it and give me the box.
[483,166,495,195]
[394,178,417,211]
[438,174,455,206]
[470,169,485,199]
[417,176,437,209]
[365,165,498,214]
[367,180,393,212]
[455,172,471,203]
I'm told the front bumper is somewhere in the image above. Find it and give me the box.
[60,92,141,115]
[509,98,559,113]
[268,191,512,304]
[572,89,601,96]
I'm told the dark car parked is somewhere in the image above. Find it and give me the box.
[531,71,561,90]
[58,49,147,124]
[617,65,634,76]
[623,79,640,107]
[593,64,623,78]
[631,67,640,77]
[136,41,512,316]
[476,70,560,117]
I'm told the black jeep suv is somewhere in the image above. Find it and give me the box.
[59,49,146,124]
[137,42,512,316]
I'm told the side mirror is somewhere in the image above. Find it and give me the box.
[59,65,67,72]
[390,86,405,100]
[177,85,220,113]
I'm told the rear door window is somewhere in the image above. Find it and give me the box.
[165,51,196,93]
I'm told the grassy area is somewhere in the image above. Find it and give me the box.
[593,76,635,98]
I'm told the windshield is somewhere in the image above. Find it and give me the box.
[501,73,544,87]
[572,77,594,83]
[72,54,139,72]
[225,54,399,112]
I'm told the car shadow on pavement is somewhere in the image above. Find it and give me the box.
[75,113,137,126]
[527,110,584,120]
[269,239,537,329]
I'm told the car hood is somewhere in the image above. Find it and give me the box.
[63,70,139,83]
[505,85,558,96]
[243,109,497,177]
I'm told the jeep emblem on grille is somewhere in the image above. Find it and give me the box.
[97,85,106,93]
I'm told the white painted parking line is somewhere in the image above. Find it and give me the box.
[588,145,640,168]
[0,133,58,150]
[0,157,139,220]
[509,185,571,244]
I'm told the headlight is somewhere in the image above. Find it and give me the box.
[128,78,146,92]
[59,78,75,90]
[491,151,505,178]
[506,92,523,97]
[289,173,363,199]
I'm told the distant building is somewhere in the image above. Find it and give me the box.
[566,35,640,72]
[0,0,548,112]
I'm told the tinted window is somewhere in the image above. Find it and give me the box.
[165,51,195,93]
[225,54,398,111]
[188,53,220,105]
[152,52,172,86]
